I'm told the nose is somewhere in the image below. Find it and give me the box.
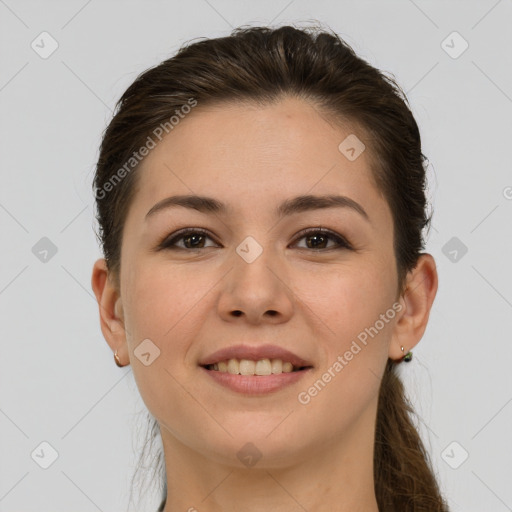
[217,244,294,325]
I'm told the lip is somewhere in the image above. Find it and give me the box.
[198,344,313,368]
[200,366,313,395]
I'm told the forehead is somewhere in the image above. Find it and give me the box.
[131,96,390,224]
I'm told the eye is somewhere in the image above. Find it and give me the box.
[156,227,352,252]
[157,228,218,250]
[290,227,352,251]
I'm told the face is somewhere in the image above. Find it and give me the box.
[111,96,402,467]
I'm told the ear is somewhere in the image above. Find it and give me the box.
[389,253,438,361]
[91,258,129,366]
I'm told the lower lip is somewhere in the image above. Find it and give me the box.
[200,366,312,395]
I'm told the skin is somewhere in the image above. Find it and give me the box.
[91,96,438,512]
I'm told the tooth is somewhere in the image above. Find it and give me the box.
[239,359,256,376]
[227,359,239,374]
[282,361,293,373]
[255,358,272,375]
[212,358,297,375]
[271,359,282,374]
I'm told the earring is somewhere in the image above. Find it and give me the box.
[114,349,127,367]
[401,345,413,362]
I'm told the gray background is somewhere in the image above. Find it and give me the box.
[1,0,511,510]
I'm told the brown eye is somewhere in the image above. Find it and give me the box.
[158,228,217,250]
[157,227,352,252]
[291,228,352,251]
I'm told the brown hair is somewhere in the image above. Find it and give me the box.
[93,23,448,511]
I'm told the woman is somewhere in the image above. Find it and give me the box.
[91,24,448,511]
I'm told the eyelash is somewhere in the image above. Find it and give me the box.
[157,227,353,252]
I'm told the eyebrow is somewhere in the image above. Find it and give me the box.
[145,194,370,222]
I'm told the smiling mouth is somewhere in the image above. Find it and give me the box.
[201,358,313,376]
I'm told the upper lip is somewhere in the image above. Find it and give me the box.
[199,344,313,368]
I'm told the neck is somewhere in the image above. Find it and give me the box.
[160,399,380,512]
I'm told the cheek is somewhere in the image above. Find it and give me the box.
[120,262,206,421]
[292,267,395,442]
[123,259,203,338]
[294,258,397,346]
[295,266,396,429]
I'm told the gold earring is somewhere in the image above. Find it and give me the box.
[400,345,413,362]
[114,349,127,367]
